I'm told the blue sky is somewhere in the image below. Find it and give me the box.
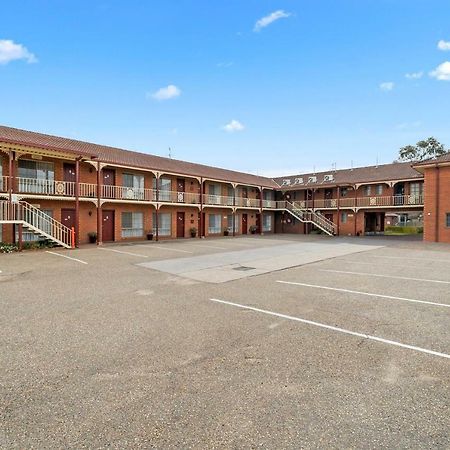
[1,0,450,176]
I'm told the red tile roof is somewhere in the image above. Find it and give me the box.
[0,125,278,188]
[412,152,450,167]
[273,162,423,190]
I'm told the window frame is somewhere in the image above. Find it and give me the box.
[121,212,144,238]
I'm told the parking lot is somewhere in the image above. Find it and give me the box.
[1,234,449,448]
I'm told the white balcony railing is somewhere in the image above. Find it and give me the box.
[16,178,97,198]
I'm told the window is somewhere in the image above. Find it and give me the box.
[208,184,221,205]
[208,214,222,234]
[341,212,348,224]
[446,213,450,228]
[227,214,239,233]
[153,178,172,201]
[123,173,144,200]
[410,183,422,196]
[18,160,55,193]
[0,157,3,191]
[375,185,383,195]
[262,214,272,232]
[121,212,144,238]
[153,212,171,236]
[340,187,348,197]
[363,185,372,196]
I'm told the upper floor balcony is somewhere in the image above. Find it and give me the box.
[1,176,275,209]
[294,194,424,209]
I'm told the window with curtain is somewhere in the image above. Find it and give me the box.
[227,214,239,233]
[262,214,272,231]
[123,173,144,200]
[208,184,221,204]
[152,212,171,236]
[375,185,383,195]
[208,214,222,234]
[121,212,144,238]
[341,212,348,224]
[18,160,55,193]
[0,157,3,191]
[410,183,423,197]
[153,178,172,201]
[363,185,372,196]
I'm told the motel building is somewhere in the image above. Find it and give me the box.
[0,125,449,248]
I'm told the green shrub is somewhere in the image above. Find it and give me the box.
[385,226,422,235]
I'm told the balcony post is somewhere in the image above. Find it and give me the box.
[232,185,236,237]
[155,174,159,242]
[259,186,263,235]
[199,177,203,238]
[96,160,103,245]
[336,186,340,236]
[75,157,81,248]
[354,185,358,236]
[8,151,15,203]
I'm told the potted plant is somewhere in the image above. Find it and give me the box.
[249,225,258,235]
[146,231,154,240]
[190,227,197,238]
[224,227,230,236]
[87,231,97,244]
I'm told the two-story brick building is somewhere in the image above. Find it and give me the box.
[1,125,448,247]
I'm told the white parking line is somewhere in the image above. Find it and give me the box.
[210,298,450,360]
[276,280,450,309]
[151,246,193,254]
[98,247,149,258]
[370,254,450,264]
[225,241,258,247]
[333,259,423,270]
[186,244,227,250]
[46,251,88,265]
[320,269,450,285]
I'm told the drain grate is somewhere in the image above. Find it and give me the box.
[233,266,255,271]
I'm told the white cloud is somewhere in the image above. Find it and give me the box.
[437,40,450,51]
[0,39,37,65]
[395,121,422,130]
[405,71,423,80]
[222,119,245,133]
[254,10,291,32]
[216,61,234,68]
[429,61,450,81]
[379,81,394,91]
[148,84,181,101]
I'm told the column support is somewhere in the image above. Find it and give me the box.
[232,185,236,237]
[155,174,160,242]
[354,185,358,236]
[96,160,103,245]
[259,186,264,235]
[336,186,341,236]
[75,158,81,247]
[199,177,204,238]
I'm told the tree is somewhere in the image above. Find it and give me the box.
[398,137,447,162]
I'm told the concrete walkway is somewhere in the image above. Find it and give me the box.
[138,241,383,283]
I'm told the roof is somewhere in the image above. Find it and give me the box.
[273,161,423,190]
[0,125,278,188]
[412,152,450,170]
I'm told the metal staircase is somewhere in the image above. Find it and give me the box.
[284,201,337,236]
[0,200,74,248]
